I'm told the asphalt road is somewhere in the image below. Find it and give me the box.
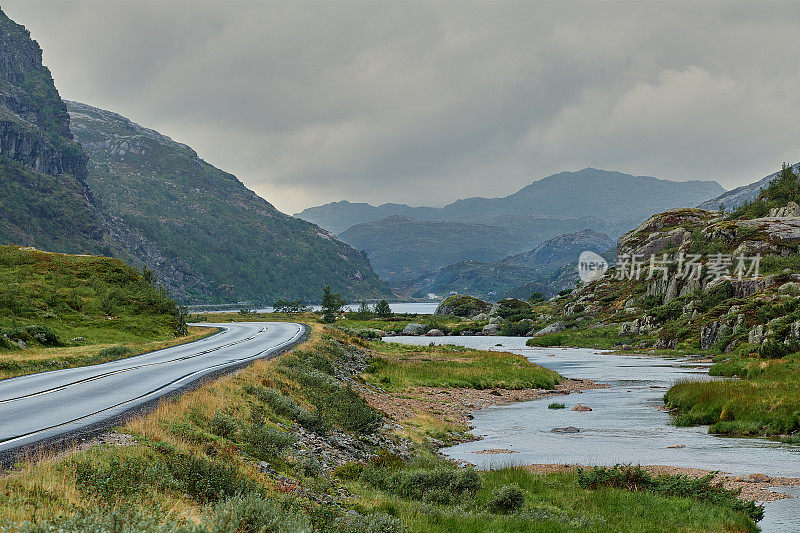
[0,322,305,455]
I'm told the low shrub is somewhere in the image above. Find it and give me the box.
[487,483,525,514]
[205,492,311,533]
[209,411,239,439]
[369,466,483,504]
[548,402,566,410]
[97,345,132,359]
[243,424,296,460]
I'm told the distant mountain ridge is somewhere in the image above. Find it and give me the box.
[339,215,521,282]
[296,168,725,238]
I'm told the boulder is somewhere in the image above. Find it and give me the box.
[401,323,426,335]
[532,321,566,337]
[748,324,765,345]
[571,404,592,412]
[425,329,444,337]
[768,201,800,218]
[473,313,490,322]
[551,426,580,434]
[482,323,500,335]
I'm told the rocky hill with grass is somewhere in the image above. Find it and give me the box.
[0,245,185,353]
[534,164,800,357]
[0,9,106,255]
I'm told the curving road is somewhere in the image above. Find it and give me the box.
[0,322,305,455]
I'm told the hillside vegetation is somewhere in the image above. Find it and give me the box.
[0,245,195,378]
[0,323,761,532]
[67,101,391,304]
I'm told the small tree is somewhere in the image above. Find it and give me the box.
[374,299,392,318]
[353,300,372,319]
[321,286,346,323]
[528,292,546,304]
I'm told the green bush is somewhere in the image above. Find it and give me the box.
[97,345,132,359]
[209,411,239,439]
[331,512,403,533]
[548,402,566,410]
[373,466,483,504]
[205,492,311,533]
[165,453,260,503]
[243,424,296,460]
[487,483,525,514]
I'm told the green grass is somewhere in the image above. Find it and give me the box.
[665,355,800,435]
[526,326,640,349]
[347,466,758,533]
[363,340,561,390]
[0,245,193,378]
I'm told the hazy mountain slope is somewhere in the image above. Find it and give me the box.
[0,10,105,254]
[294,201,441,234]
[339,215,520,282]
[414,229,614,299]
[67,101,392,303]
[503,229,615,269]
[697,163,800,211]
[297,168,724,237]
[412,260,541,300]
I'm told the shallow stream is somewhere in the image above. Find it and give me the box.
[389,336,800,531]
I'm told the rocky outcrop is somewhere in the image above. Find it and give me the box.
[401,323,426,335]
[769,201,800,218]
[0,9,103,252]
[619,316,659,336]
[434,294,491,318]
[531,321,565,337]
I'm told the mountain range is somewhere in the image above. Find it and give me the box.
[0,9,391,304]
[296,168,725,238]
[299,169,724,291]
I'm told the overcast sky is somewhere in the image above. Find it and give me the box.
[6,1,800,214]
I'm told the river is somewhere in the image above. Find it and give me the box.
[388,335,800,532]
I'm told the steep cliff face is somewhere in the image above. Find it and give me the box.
[0,9,103,253]
[67,101,392,303]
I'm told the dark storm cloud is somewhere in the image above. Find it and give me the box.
[6,1,800,213]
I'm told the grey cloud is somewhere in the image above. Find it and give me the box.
[5,1,800,213]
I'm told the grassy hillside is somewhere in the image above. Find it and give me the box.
[67,101,392,304]
[0,245,194,377]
